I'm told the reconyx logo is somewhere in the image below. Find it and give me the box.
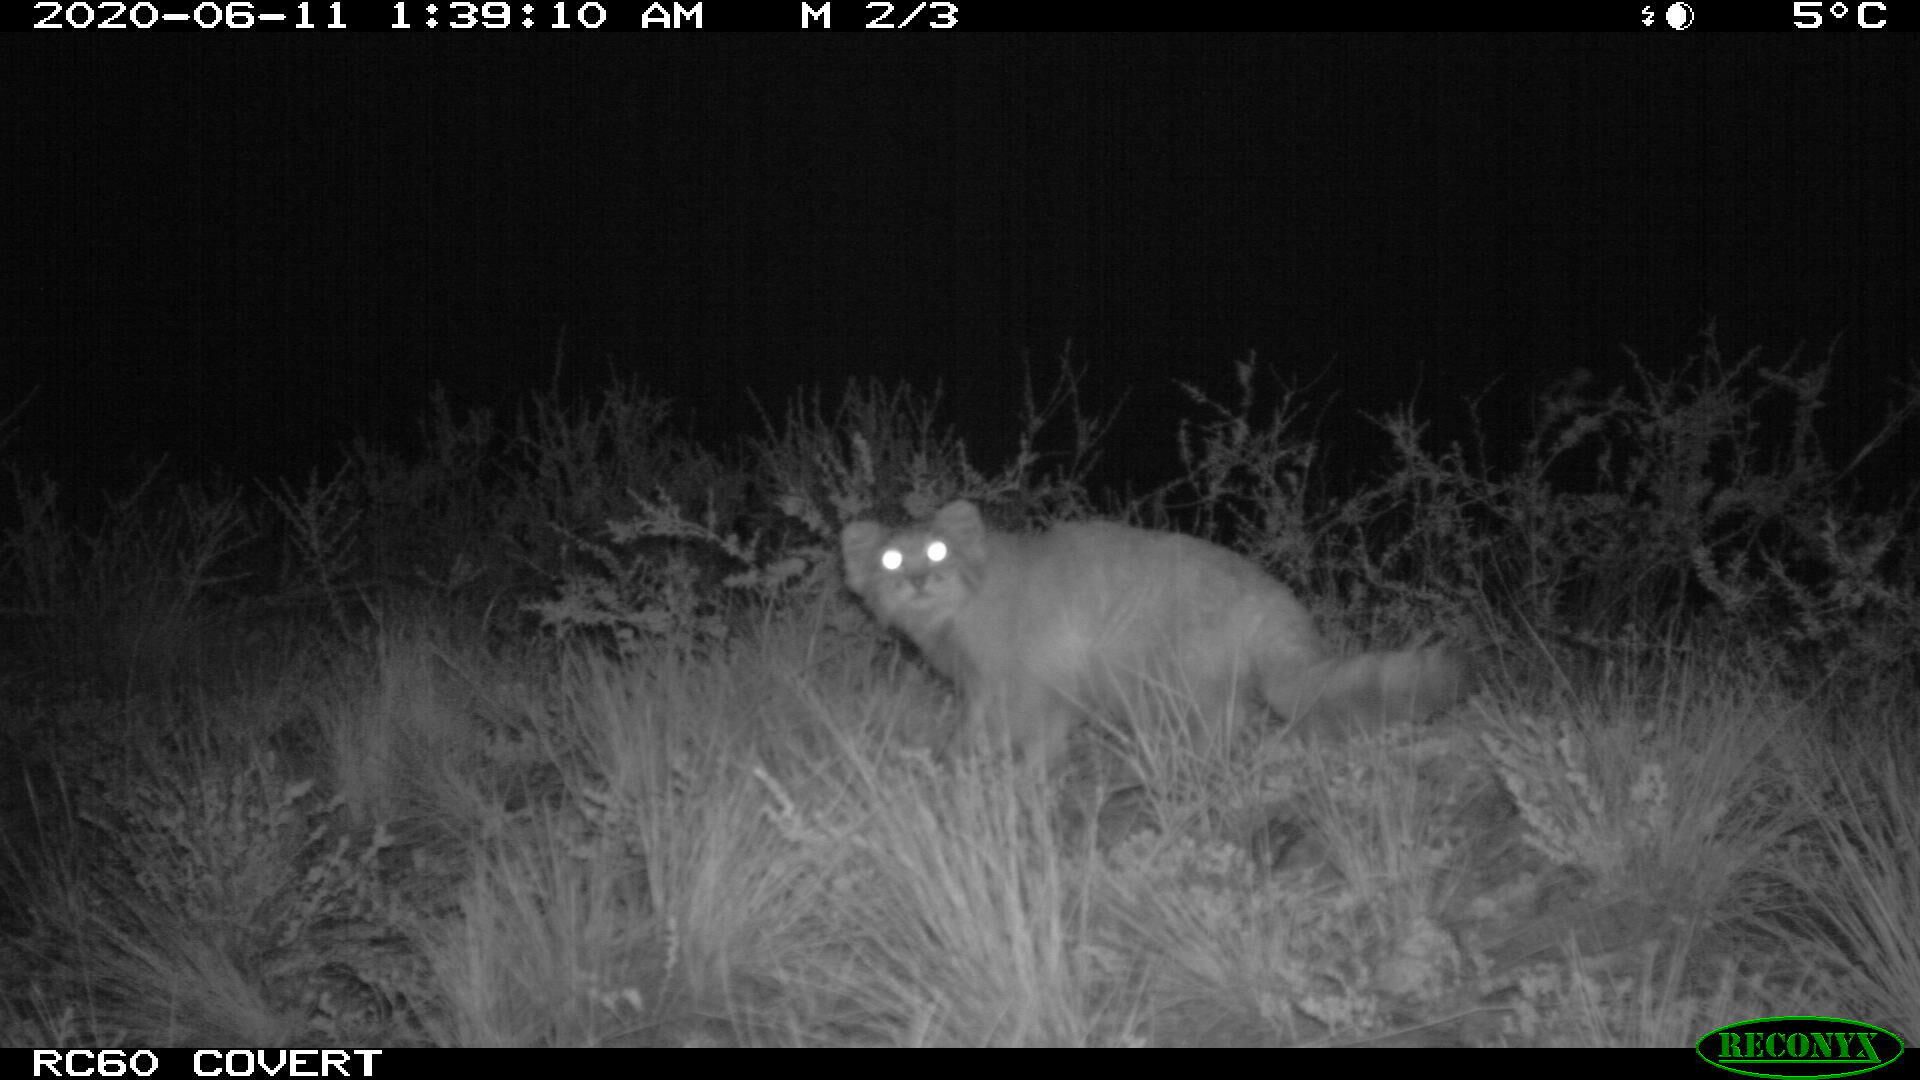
[1697,1016,1905,1079]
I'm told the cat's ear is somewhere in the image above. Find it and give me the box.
[934,500,987,560]
[841,521,885,591]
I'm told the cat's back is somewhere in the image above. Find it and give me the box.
[993,519,1285,596]
[964,518,1314,648]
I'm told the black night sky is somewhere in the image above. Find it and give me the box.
[7,33,1916,495]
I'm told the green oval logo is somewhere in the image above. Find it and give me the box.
[1697,1016,1905,1079]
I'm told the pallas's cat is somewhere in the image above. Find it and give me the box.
[842,500,1466,765]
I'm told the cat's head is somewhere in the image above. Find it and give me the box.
[841,500,988,629]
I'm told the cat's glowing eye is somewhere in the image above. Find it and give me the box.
[926,540,948,563]
[881,548,904,571]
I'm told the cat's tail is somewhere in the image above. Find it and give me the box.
[1267,645,1470,740]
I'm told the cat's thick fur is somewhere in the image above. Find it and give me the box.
[842,500,1467,765]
